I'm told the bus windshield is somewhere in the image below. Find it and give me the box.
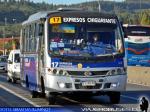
[49,23,123,57]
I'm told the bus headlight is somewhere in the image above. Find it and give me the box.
[111,70,116,75]
[116,68,122,74]
[107,68,126,75]
[52,69,57,74]
[59,70,64,75]
[52,69,69,76]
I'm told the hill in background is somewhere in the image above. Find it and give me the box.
[0,0,150,38]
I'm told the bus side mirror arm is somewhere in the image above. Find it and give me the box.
[38,24,44,36]
[38,18,46,36]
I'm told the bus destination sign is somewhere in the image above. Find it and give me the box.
[50,17,116,24]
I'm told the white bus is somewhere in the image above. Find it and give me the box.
[20,8,127,104]
[123,24,150,66]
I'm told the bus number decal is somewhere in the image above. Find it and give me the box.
[50,17,62,24]
[51,62,59,67]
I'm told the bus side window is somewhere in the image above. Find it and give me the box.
[24,26,28,52]
[30,23,36,52]
[26,26,30,52]
[21,28,25,52]
[35,24,41,52]
[29,25,32,52]
[33,23,37,51]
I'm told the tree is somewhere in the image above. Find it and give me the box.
[140,12,150,25]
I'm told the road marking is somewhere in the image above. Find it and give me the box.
[0,84,40,107]
[121,95,138,101]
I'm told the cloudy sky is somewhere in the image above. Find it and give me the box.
[30,0,124,5]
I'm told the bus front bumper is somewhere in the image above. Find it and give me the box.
[45,74,127,92]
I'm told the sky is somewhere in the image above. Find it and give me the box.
[30,0,124,5]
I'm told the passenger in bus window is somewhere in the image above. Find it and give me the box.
[82,33,116,56]
[92,34,104,46]
[52,34,61,42]
[82,33,105,55]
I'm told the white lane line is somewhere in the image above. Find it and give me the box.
[0,84,40,107]
[121,95,138,101]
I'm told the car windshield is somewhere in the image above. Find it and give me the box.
[14,54,20,63]
[49,23,124,57]
[0,57,7,63]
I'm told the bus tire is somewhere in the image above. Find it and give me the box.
[31,91,38,98]
[41,77,45,98]
[26,75,29,88]
[48,94,56,105]
[109,92,120,104]
[12,78,16,83]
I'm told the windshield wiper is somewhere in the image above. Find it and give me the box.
[106,45,115,60]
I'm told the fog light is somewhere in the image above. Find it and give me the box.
[111,83,118,88]
[59,83,65,88]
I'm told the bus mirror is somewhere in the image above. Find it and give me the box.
[124,33,127,38]
[120,21,123,27]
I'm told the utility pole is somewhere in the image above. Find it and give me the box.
[140,0,142,10]
[97,0,101,12]
[3,17,7,55]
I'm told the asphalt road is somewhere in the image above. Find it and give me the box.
[0,71,150,112]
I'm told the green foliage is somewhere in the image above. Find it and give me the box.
[4,40,13,50]
[0,0,150,38]
[0,24,21,38]
[140,11,150,25]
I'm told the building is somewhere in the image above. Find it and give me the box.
[0,37,19,55]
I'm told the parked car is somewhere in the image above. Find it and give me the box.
[0,56,8,72]
[7,50,20,83]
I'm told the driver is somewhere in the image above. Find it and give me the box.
[92,34,104,46]
[82,33,106,55]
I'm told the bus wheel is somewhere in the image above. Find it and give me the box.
[109,92,120,104]
[26,76,29,88]
[31,91,38,98]
[12,78,16,83]
[48,93,56,105]
[41,77,45,98]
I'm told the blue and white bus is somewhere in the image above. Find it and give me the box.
[20,8,127,104]
[123,24,150,66]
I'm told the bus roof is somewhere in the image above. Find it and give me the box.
[22,11,58,25]
[22,8,118,25]
[123,24,150,28]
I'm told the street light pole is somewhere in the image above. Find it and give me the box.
[98,0,101,12]
[3,17,7,55]
[140,0,142,10]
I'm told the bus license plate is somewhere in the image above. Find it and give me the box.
[82,81,96,86]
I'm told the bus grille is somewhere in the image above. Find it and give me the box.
[68,71,108,76]
[75,84,102,89]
